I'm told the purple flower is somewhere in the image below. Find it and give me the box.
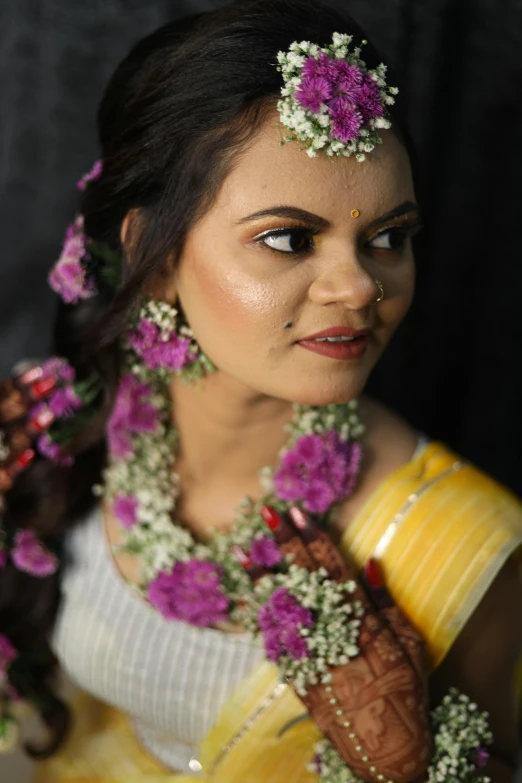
[113,494,139,528]
[273,431,362,514]
[41,357,75,384]
[107,374,160,459]
[36,433,74,467]
[474,746,489,769]
[250,536,283,568]
[0,635,18,681]
[330,60,363,93]
[76,160,103,191]
[257,587,313,662]
[48,216,97,304]
[126,318,196,372]
[330,104,362,143]
[353,75,385,123]
[47,386,82,419]
[294,76,332,112]
[148,559,230,627]
[11,530,58,577]
[301,52,337,81]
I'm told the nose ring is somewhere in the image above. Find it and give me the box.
[374,279,384,303]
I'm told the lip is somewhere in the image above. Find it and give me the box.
[297,336,368,361]
[299,326,370,341]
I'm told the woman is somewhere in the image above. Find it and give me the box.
[0,1,520,781]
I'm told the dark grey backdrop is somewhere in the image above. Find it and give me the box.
[1,0,522,494]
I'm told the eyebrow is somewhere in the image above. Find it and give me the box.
[237,201,420,229]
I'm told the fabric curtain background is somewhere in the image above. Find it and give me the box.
[1,0,521,495]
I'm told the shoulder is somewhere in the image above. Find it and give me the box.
[336,395,522,538]
[332,395,421,536]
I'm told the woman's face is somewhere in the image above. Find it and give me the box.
[172,115,418,406]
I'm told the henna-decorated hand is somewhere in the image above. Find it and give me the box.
[0,362,57,501]
[248,505,433,783]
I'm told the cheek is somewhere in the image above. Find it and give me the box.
[179,247,287,337]
[378,259,415,329]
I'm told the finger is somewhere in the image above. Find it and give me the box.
[260,505,317,572]
[287,506,361,586]
[0,383,26,425]
[362,558,427,680]
[0,448,36,493]
[231,544,267,582]
[0,405,55,470]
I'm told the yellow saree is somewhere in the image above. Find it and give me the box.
[33,441,522,783]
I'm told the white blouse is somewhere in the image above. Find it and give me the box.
[51,509,264,773]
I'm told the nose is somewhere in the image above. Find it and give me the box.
[308,251,379,310]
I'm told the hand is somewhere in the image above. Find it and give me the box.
[254,505,433,783]
[0,362,57,499]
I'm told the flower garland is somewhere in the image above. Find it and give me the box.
[309,689,493,783]
[99,300,366,690]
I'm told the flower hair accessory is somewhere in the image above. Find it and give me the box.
[277,33,398,160]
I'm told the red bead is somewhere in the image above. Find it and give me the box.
[15,449,35,470]
[30,407,55,432]
[31,377,56,400]
[364,557,384,589]
[260,505,282,531]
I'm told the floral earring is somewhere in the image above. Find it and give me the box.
[125,299,215,385]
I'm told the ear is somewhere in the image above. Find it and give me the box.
[120,209,178,306]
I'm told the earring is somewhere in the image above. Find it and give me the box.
[125,299,215,385]
[374,279,384,303]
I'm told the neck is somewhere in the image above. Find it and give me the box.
[170,372,295,487]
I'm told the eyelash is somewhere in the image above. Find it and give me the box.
[254,222,422,257]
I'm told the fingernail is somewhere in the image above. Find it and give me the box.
[231,545,252,570]
[16,365,45,386]
[9,448,36,476]
[288,506,308,530]
[29,407,55,433]
[364,557,384,589]
[260,505,281,531]
[31,377,56,400]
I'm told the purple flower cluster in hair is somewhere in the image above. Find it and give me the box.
[36,433,74,467]
[258,587,313,662]
[0,635,18,682]
[295,54,384,143]
[273,431,362,514]
[8,530,58,577]
[48,215,97,304]
[148,559,230,627]
[127,317,197,372]
[76,160,103,191]
[107,374,160,460]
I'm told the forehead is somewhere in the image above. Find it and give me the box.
[217,115,414,220]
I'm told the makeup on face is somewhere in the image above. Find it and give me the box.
[173,119,418,406]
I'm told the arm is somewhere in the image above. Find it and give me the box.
[430,557,522,782]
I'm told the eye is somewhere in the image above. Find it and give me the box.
[367,226,410,252]
[255,227,315,255]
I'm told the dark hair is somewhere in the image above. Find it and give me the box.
[1,0,412,756]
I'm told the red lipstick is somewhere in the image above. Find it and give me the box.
[297,326,369,361]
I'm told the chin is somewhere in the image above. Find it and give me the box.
[283,373,370,408]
